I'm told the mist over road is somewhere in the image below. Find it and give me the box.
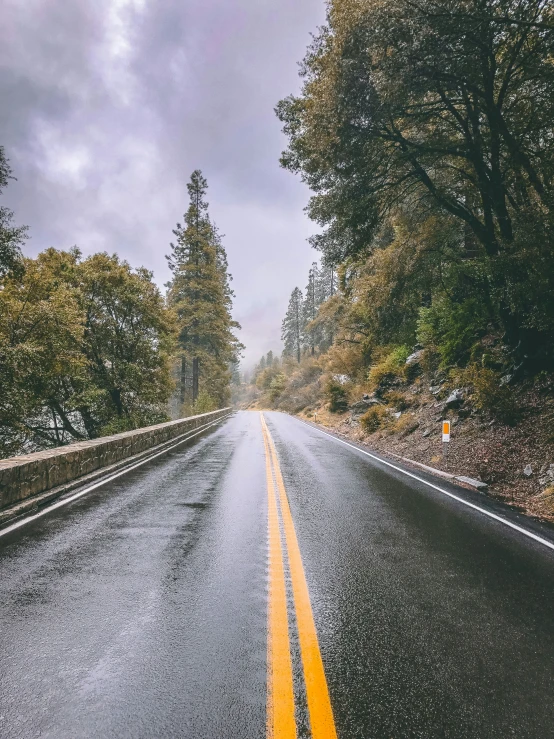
[1,411,553,738]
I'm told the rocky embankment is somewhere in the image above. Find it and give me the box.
[301,352,554,523]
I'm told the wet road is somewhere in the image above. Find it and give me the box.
[1,411,553,738]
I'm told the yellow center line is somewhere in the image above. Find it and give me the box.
[261,414,338,739]
[262,418,297,739]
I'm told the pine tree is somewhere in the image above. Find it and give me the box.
[166,170,242,411]
[282,287,304,363]
[303,262,319,355]
[266,350,274,367]
[316,263,336,304]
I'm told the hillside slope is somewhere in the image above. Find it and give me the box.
[242,354,554,522]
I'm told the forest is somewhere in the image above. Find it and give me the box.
[241,0,554,518]
[0,154,241,458]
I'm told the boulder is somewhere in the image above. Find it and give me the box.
[444,388,464,409]
[523,464,533,478]
[349,397,382,417]
[405,349,424,366]
[539,463,554,488]
[333,374,350,385]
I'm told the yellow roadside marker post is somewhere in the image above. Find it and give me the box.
[442,419,451,466]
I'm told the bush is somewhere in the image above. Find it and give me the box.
[360,405,389,432]
[269,373,286,402]
[367,345,410,391]
[383,390,410,411]
[417,296,490,367]
[194,391,218,414]
[392,413,419,436]
[456,364,518,424]
[325,378,348,412]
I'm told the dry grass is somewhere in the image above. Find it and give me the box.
[391,413,420,436]
[360,405,390,433]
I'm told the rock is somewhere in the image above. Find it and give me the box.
[429,385,442,395]
[523,464,533,478]
[455,476,489,492]
[393,411,402,419]
[405,349,424,366]
[444,388,464,409]
[539,463,554,488]
[349,397,382,417]
[499,374,513,387]
[333,374,350,385]
[422,429,431,438]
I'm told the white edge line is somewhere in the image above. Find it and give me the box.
[293,417,554,553]
[0,415,231,538]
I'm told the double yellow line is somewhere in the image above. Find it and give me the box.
[261,413,338,739]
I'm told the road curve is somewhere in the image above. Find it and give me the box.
[1,410,553,738]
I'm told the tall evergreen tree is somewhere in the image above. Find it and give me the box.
[303,262,319,355]
[282,287,304,363]
[316,263,336,304]
[166,170,241,411]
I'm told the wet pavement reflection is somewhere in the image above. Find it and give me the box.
[1,411,553,738]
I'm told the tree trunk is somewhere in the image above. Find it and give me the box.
[192,357,199,404]
[110,388,124,417]
[180,356,187,405]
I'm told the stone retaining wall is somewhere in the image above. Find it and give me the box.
[0,409,231,510]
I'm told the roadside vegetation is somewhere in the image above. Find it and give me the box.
[0,148,240,457]
[238,0,554,520]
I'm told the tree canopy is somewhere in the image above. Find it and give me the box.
[277,0,554,367]
[0,147,27,278]
[0,248,174,455]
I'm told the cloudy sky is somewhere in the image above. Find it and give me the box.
[0,0,326,366]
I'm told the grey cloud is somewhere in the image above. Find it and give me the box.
[0,0,325,365]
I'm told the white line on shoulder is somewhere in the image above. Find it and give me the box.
[296,417,554,553]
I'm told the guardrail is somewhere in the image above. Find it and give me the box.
[0,409,232,514]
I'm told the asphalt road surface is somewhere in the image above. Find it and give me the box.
[1,411,553,738]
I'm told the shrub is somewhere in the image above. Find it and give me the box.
[383,390,410,411]
[417,296,490,367]
[269,373,286,402]
[392,413,419,436]
[360,405,389,432]
[194,391,218,414]
[456,364,518,424]
[325,378,348,412]
[367,345,411,391]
